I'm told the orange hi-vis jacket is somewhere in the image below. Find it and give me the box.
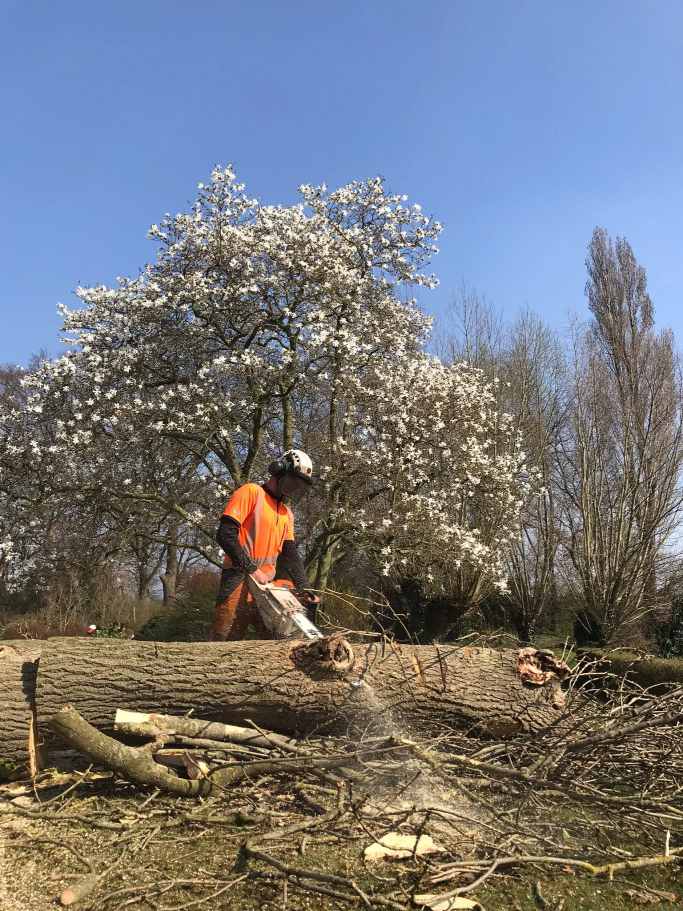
[221,483,294,580]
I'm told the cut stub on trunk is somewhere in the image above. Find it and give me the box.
[290,633,355,678]
[517,647,571,709]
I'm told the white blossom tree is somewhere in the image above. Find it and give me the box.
[1,166,533,629]
[310,356,533,603]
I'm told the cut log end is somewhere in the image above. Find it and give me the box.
[28,708,42,777]
[0,640,42,777]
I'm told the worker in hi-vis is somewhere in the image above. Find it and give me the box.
[211,449,320,640]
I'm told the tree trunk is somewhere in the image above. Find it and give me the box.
[137,563,151,600]
[0,637,575,766]
[307,530,340,593]
[421,597,473,642]
[160,526,178,605]
[313,537,337,592]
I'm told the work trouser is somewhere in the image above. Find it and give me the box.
[211,567,295,641]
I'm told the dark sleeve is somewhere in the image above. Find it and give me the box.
[278,539,310,591]
[216,516,258,573]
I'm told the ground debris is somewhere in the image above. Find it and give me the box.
[624,887,679,904]
[414,895,483,911]
[0,667,681,909]
[364,832,445,862]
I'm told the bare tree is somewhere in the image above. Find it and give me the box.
[437,294,567,641]
[557,229,683,644]
[502,310,566,642]
[436,283,504,378]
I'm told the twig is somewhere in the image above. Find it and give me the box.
[243,843,407,909]
[429,848,683,896]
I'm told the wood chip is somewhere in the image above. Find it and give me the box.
[413,893,483,910]
[363,832,444,862]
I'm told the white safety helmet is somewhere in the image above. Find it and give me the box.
[269,449,314,484]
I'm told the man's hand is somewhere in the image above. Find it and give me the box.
[295,590,320,624]
[251,568,272,585]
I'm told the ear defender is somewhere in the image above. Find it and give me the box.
[268,459,285,477]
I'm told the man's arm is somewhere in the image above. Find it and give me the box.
[278,539,308,590]
[280,540,319,624]
[216,516,258,573]
[279,539,317,596]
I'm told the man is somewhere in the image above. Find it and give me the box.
[211,449,319,640]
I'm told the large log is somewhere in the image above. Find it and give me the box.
[25,637,571,761]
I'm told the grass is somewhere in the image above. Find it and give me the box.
[476,867,679,909]
[3,777,680,911]
[4,819,675,911]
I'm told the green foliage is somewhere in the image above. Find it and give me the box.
[92,623,130,639]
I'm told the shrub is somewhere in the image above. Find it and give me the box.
[655,597,683,658]
[136,593,214,642]
[0,610,86,639]
[0,563,159,639]
[136,569,219,641]
[90,623,131,639]
[576,647,683,689]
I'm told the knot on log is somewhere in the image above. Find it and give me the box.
[290,634,355,679]
[517,648,572,709]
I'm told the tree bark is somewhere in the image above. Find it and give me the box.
[160,523,178,605]
[3,637,573,766]
[0,640,42,775]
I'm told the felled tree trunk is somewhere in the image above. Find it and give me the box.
[20,637,572,764]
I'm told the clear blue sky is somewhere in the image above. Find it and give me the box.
[2,0,683,364]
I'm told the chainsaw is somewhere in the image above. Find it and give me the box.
[247,576,323,640]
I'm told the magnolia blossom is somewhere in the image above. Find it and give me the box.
[303,355,535,595]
